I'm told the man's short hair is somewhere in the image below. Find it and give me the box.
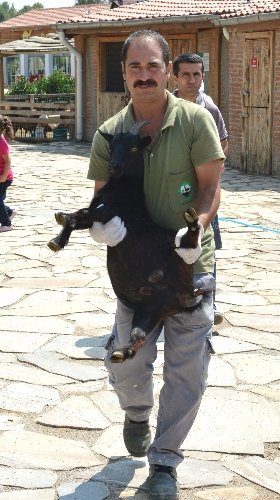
[121,30,170,66]
[172,53,204,77]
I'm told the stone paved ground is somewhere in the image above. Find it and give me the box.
[0,141,279,500]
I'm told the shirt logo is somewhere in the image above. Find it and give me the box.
[178,182,192,199]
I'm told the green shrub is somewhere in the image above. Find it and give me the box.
[7,71,75,95]
[34,76,48,94]
[44,71,75,93]
[7,76,36,95]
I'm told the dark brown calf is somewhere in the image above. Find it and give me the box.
[48,122,204,362]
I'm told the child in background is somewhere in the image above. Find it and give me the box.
[0,115,15,233]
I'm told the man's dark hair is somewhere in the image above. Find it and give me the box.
[172,53,204,77]
[121,30,170,66]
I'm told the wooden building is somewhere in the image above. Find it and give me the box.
[1,1,280,176]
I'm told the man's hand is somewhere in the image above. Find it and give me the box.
[89,216,127,246]
[175,221,204,264]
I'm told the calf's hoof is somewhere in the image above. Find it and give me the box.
[47,239,62,252]
[55,212,67,226]
[184,207,199,231]
[110,328,146,363]
[110,348,134,363]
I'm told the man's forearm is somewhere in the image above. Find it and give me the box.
[193,184,220,230]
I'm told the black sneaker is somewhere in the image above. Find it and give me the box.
[123,415,151,457]
[149,464,179,499]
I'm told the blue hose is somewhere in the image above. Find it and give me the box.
[219,217,280,234]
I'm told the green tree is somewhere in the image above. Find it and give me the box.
[17,3,43,15]
[0,2,43,20]
[0,1,16,20]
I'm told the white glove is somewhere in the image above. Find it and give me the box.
[89,216,127,246]
[175,221,204,264]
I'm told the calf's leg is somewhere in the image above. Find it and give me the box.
[47,201,118,252]
[110,291,196,363]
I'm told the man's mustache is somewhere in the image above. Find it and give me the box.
[134,80,157,88]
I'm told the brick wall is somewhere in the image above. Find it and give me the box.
[83,35,98,142]
[0,28,52,44]
[227,30,244,171]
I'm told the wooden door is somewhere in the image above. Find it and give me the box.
[242,33,272,175]
[167,35,196,92]
[97,92,128,128]
[97,38,127,128]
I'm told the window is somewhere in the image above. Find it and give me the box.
[6,56,20,85]
[53,54,71,75]
[28,55,45,80]
[101,42,124,92]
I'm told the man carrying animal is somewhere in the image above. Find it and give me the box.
[172,52,229,327]
[87,30,224,499]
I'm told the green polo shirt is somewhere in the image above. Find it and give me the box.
[87,91,224,274]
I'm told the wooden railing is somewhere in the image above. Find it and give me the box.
[0,93,75,141]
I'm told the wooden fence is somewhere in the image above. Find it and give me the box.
[0,93,75,141]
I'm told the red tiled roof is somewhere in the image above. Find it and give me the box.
[0,1,279,29]
[0,4,107,29]
[58,0,280,24]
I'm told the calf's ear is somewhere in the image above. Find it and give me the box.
[98,129,113,143]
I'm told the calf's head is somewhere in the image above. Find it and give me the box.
[98,121,151,179]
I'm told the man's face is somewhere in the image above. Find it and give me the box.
[173,62,204,96]
[122,38,171,103]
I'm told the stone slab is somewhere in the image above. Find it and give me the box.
[225,456,280,494]
[0,316,74,335]
[243,279,280,292]
[0,353,17,363]
[220,327,280,351]
[216,292,267,306]
[85,459,149,489]
[222,353,280,385]
[0,362,73,385]
[225,312,280,333]
[0,490,56,500]
[5,301,99,317]
[66,312,115,330]
[40,334,109,360]
[177,458,234,488]
[211,336,259,354]
[194,486,261,499]
[207,356,236,387]
[0,289,29,307]
[18,351,107,382]
[0,430,102,470]
[37,395,110,429]
[92,424,130,459]
[182,389,264,454]
[57,481,110,499]
[231,304,280,315]
[91,390,125,423]
[260,401,280,442]
[0,466,57,488]
[0,415,24,431]
[0,382,60,413]
[0,332,54,353]
[58,380,106,394]
[2,276,93,288]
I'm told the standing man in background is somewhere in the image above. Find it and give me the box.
[172,53,228,325]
